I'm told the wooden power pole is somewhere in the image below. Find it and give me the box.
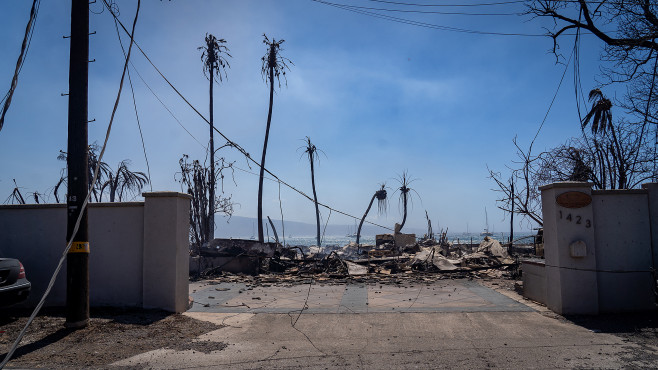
[65,0,90,328]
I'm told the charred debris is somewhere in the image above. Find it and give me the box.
[191,231,539,283]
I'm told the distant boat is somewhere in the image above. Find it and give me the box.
[250,222,255,240]
[480,208,493,237]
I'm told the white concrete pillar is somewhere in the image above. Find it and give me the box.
[142,192,191,312]
[540,182,598,315]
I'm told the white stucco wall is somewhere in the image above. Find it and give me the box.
[0,192,190,312]
[591,190,655,312]
[521,259,546,305]
[0,204,69,307]
[89,203,145,307]
[0,202,144,307]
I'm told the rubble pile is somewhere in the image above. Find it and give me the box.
[195,235,528,281]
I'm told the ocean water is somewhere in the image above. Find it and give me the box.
[260,232,536,247]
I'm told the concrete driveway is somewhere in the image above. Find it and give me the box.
[111,279,657,369]
[187,279,532,314]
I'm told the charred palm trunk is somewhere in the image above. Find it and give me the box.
[209,60,215,243]
[310,156,321,246]
[258,46,275,243]
[109,173,118,202]
[608,124,626,188]
[399,193,408,231]
[357,186,386,251]
[356,193,377,248]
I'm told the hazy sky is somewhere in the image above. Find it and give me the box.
[0,1,610,235]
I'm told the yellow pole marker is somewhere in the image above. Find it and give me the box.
[69,241,90,253]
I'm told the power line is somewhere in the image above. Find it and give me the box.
[366,0,525,6]
[0,0,41,132]
[311,0,543,36]
[531,43,575,146]
[128,61,207,150]
[127,69,152,191]
[233,164,277,183]
[320,1,521,15]
[107,6,206,151]
[365,0,616,5]
[107,7,393,231]
[113,18,153,191]
[368,0,525,8]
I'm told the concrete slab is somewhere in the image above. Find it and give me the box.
[339,283,368,313]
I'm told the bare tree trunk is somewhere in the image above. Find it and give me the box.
[258,62,274,243]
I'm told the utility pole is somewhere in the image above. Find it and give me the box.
[66,0,90,328]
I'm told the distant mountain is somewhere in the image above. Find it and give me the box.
[213,215,425,238]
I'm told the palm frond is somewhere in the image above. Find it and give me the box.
[200,33,231,83]
[582,88,613,135]
[261,34,293,88]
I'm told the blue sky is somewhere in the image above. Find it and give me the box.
[0,0,609,235]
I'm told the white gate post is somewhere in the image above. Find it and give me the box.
[142,192,191,312]
[540,182,598,315]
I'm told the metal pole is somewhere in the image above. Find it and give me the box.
[66,0,89,328]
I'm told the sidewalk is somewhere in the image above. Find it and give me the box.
[110,279,658,369]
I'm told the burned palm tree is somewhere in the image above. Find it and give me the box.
[101,160,149,202]
[85,145,112,201]
[57,146,148,203]
[257,34,291,243]
[301,136,323,246]
[57,144,111,202]
[582,89,613,135]
[582,88,627,188]
[199,33,230,242]
[395,171,417,233]
[356,184,387,248]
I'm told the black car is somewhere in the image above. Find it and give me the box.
[0,258,31,307]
